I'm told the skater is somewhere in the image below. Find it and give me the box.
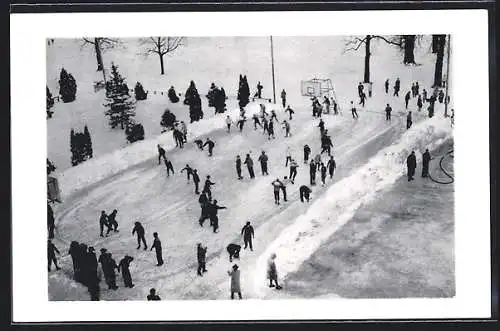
[258,151,269,176]
[241,221,255,251]
[407,151,417,181]
[267,119,275,140]
[252,114,262,130]
[47,202,55,239]
[332,98,338,115]
[405,91,411,109]
[255,81,263,98]
[271,178,283,205]
[309,160,317,185]
[69,241,80,278]
[237,115,246,132]
[192,169,201,194]
[47,239,61,271]
[303,144,311,164]
[350,101,358,119]
[327,155,336,179]
[106,209,119,235]
[173,129,184,148]
[207,199,226,233]
[285,146,293,167]
[411,83,416,97]
[194,139,204,150]
[86,246,100,301]
[289,159,299,183]
[394,77,400,96]
[181,164,193,182]
[244,154,255,179]
[281,176,290,202]
[422,149,431,178]
[99,210,108,237]
[203,138,215,157]
[415,82,420,95]
[417,95,423,112]
[285,105,294,120]
[422,89,428,103]
[157,144,166,165]
[226,115,232,133]
[259,103,268,118]
[147,288,161,301]
[270,110,278,123]
[323,96,331,113]
[438,89,445,103]
[227,243,241,262]
[318,118,325,135]
[262,116,269,135]
[320,135,333,156]
[267,253,282,289]
[164,158,175,177]
[385,103,392,121]
[357,82,364,97]
[407,111,413,129]
[197,243,208,276]
[150,232,163,266]
[299,185,312,202]
[236,155,243,180]
[228,264,243,300]
[320,163,327,185]
[385,78,389,94]
[203,175,215,200]
[359,92,366,107]
[98,250,111,290]
[281,89,286,108]
[314,153,322,170]
[132,221,148,250]
[180,121,188,142]
[118,255,134,288]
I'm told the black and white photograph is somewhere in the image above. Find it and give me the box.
[11,9,491,322]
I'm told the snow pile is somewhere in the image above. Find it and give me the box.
[56,101,276,199]
[48,272,90,301]
[251,115,453,298]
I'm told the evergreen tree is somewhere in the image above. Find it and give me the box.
[238,74,250,108]
[134,82,148,100]
[184,80,203,122]
[83,125,93,159]
[160,108,177,131]
[104,63,136,129]
[70,129,88,166]
[70,129,78,166]
[59,68,77,103]
[125,122,145,143]
[46,86,55,118]
[168,86,179,103]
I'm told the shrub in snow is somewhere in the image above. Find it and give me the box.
[168,86,179,103]
[104,63,136,130]
[184,80,203,123]
[83,125,93,159]
[237,74,250,108]
[126,122,145,143]
[46,86,55,118]
[70,127,93,166]
[134,82,148,101]
[58,68,77,103]
[160,108,177,131]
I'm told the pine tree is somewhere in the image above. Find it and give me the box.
[238,74,250,108]
[83,125,93,159]
[134,82,148,100]
[70,129,78,166]
[46,86,55,118]
[125,122,145,143]
[160,108,177,131]
[184,80,203,122]
[104,63,136,129]
[59,68,77,103]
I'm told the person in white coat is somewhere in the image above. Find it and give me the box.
[227,264,242,299]
[225,115,232,133]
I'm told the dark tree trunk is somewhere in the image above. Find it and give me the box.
[403,35,416,64]
[363,35,371,83]
[433,35,446,87]
[159,53,165,75]
[432,35,439,53]
[95,38,103,72]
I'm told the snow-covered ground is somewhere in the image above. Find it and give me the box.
[47,36,454,300]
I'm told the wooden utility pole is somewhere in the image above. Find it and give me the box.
[444,34,451,117]
[270,36,276,104]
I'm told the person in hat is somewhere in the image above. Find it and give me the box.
[227,264,242,299]
[147,288,161,301]
[150,232,163,266]
[132,221,148,250]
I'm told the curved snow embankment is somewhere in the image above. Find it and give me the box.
[48,272,90,301]
[56,101,273,199]
[251,116,453,298]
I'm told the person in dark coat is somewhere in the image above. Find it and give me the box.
[173,129,184,148]
[271,178,283,205]
[318,118,325,135]
[207,199,226,233]
[203,175,215,200]
[422,149,431,178]
[228,264,243,299]
[309,160,317,185]
[78,243,88,285]
[147,288,161,300]
[289,159,299,184]
[285,105,294,120]
[99,210,108,237]
[106,209,119,235]
[118,255,134,288]
[68,241,80,279]
[241,221,255,251]
[262,116,269,135]
[281,89,287,108]
[203,138,215,156]
[132,221,148,250]
[236,155,243,180]
[417,95,423,111]
[320,135,333,156]
[385,79,389,94]
[405,91,411,109]
[267,253,282,289]
[181,164,193,182]
[86,246,100,301]
[303,144,311,164]
[255,81,263,98]
[359,92,366,107]
[47,202,55,239]
[407,151,417,181]
[385,103,392,121]
[48,239,61,271]
[258,151,269,175]
[394,77,400,96]
[197,243,207,276]
[407,111,413,130]
[190,169,200,194]
[157,144,166,164]
[320,163,327,185]
[227,243,241,262]
[164,158,175,177]
[267,120,275,139]
[194,139,204,150]
[350,101,358,119]
[150,232,164,266]
[327,156,336,179]
[299,185,312,202]
[99,249,117,290]
[244,154,255,179]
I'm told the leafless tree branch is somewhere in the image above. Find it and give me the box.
[371,35,402,47]
[342,36,368,54]
[139,37,184,57]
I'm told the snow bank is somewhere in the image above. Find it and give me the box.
[251,115,453,298]
[56,101,275,199]
[48,272,90,301]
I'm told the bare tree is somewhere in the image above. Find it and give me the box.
[81,38,121,73]
[343,35,402,83]
[139,37,184,75]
